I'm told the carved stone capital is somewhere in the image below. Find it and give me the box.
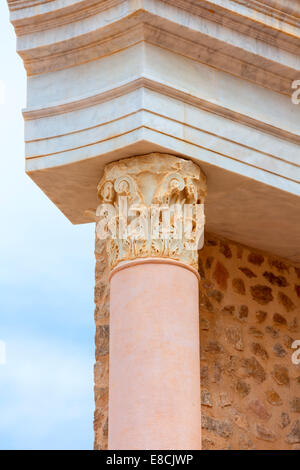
[96,153,206,271]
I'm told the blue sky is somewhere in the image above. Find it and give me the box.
[0,3,95,449]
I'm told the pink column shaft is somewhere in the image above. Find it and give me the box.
[108,258,201,450]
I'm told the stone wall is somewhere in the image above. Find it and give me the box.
[94,233,300,450]
[94,238,109,450]
[199,234,300,450]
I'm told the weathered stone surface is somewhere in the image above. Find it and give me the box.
[263,271,288,287]
[205,257,214,269]
[249,327,264,338]
[202,281,223,303]
[199,291,214,313]
[225,356,240,376]
[290,398,300,413]
[256,311,267,323]
[103,418,108,438]
[236,379,251,398]
[242,357,266,383]
[200,366,209,387]
[265,326,279,338]
[278,292,295,312]
[286,421,300,444]
[96,231,300,450]
[94,356,109,388]
[239,434,254,450]
[211,290,223,303]
[255,424,277,442]
[221,305,235,315]
[219,392,232,408]
[200,318,210,330]
[249,400,271,421]
[95,238,106,256]
[289,317,299,332]
[226,327,244,351]
[231,409,249,430]
[272,365,290,386]
[280,412,291,429]
[295,268,300,279]
[273,343,287,357]
[202,413,233,438]
[282,335,294,348]
[220,242,232,259]
[94,386,109,410]
[205,341,224,354]
[295,285,300,298]
[251,285,273,305]
[198,259,205,279]
[212,361,222,383]
[94,302,109,324]
[273,312,287,326]
[94,440,105,451]
[95,260,107,279]
[94,283,107,304]
[202,438,216,450]
[265,389,283,406]
[213,262,229,291]
[232,278,246,295]
[206,238,217,247]
[269,259,289,273]
[239,267,257,278]
[238,305,248,321]
[251,343,269,361]
[94,408,107,450]
[95,325,109,359]
[94,240,109,450]
[94,407,105,427]
[95,231,300,450]
[201,390,213,407]
[248,253,264,266]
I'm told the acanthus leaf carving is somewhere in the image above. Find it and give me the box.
[96,153,206,271]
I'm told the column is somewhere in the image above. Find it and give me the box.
[96,153,206,450]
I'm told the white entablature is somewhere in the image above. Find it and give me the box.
[7,0,300,263]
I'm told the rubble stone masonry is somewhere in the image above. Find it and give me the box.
[94,233,300,450]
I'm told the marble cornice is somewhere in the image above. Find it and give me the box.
[8,0,300,18]
[183,0,300,29]
[165,0,300,41]
[8,2,299,104]
[239,0,300,21]
[22,76,300,149]
[6,0,300,264]
[7,0,54,10]
[10,0,120,35]
[18,23,294,101]
[9,0,300,44]
[24,105,300,188]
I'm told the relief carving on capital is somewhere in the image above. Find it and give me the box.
[96,154,206,271]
